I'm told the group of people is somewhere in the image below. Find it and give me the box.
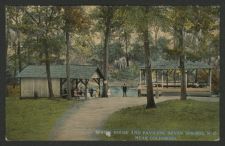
[63,87,99,98]
[107,83,127,97]
[63,83,128,98]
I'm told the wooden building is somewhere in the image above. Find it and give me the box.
[17,65,104,98]
[138,59,213,96]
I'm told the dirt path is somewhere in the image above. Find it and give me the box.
[50,96,219,141]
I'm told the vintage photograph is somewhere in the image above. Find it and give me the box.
[5,6,219,141]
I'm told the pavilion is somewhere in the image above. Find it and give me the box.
[139,59,212,95]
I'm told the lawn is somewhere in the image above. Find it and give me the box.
[6,96,76,140]
[99,99,219,141]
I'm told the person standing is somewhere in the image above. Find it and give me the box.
[122,83,127,97]
[95,88,99,97]
[107,88,111,97]
[89,88,94,97]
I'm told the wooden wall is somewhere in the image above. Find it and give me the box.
[21,78,60,97]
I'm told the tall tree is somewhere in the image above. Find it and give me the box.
[143,7,156,108]
[103,6,114,97]
[115,16,133,67]
[62,6,90,99]
[167,7,188,100]
[22,6,63,98]
[6,7,25,87]
[167,6,219,100]
[118,6,156,108]
[93,6,116,97]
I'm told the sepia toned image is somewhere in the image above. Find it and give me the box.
[5,6,219,141]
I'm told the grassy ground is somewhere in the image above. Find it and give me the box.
[99,99,219,141]
[6,96,76,140]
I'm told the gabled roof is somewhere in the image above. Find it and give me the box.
[17,65,104,79]
[140,59,212,70]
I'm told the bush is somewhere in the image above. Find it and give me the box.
[7,85,20,97]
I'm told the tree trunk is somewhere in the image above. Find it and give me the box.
[102,7,113,97]
[43,38,54,98]
[6,17,9,94]
[178,28,187,100]
[17,30,22,72]
[125,31,129,67]
[37,36,43,65]
[66,31,72,99]
[154,26,159,48]
[13,42,17,88]
[143,7,156,108]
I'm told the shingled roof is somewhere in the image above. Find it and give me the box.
[17,65,104,79]
[140,59,212,70]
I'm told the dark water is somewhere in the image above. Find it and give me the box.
[109,86,138,97]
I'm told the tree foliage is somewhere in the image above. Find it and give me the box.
[6,6,219,102]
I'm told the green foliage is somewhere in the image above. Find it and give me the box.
[6,96,76,140]
[99,99,219,141]
[110,64,139,80]
[63,6,90,33]
[108,42,124,63]
[91,6,118,33]
[6,6,219,89]
[129,42,145,64]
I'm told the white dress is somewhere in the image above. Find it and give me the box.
[107,89,111,97]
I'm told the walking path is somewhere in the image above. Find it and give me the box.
[49,96,219,141]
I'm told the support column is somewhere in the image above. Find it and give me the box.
[99,79,101,97]
[140,70,142,85]
[84,79,89,100]
[161,70,164,89]
[75,79,78,89]
[174,69,176,86]
[144,70,146,85]
[185,70,187,90]
[166,70,169,88]
[92,78,101,98]
[60,78,62,95]
[195,69,198,83]
[156,70,159,95]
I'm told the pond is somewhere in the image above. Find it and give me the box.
[109,86,138,97]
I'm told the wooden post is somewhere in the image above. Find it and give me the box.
[83,79,89,100]
[75,79,78,89]
[85,82,87,100]
[144,70,146,85]
[185,70,187,90]
[99,78,101,97]
[161,70,164,89]
[195,69,198,83]
[140,70,142,85]
[166,70,169,88]
[173,69,175,87]
[92,78,101,97]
